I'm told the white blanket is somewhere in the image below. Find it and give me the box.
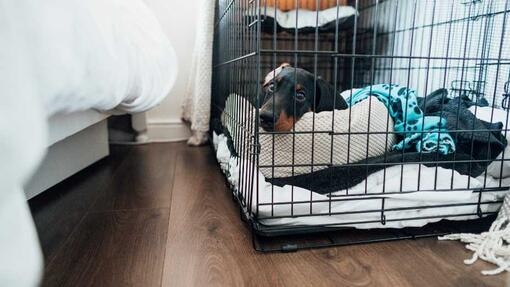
[0,1,176,286]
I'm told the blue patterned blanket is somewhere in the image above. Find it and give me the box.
[346,84,455,155]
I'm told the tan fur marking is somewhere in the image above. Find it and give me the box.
[274,111,296,132]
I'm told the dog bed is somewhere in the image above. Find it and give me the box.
[222,93,397,178]
[249,5,358,33]
[263,0,348,11]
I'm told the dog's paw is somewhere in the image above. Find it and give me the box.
[187,131,209,146]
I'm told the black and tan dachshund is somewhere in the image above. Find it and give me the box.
[259,63,348,131]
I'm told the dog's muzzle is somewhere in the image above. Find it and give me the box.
[259,110,276,131]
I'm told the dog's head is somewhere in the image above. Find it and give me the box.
[259,63,348,132]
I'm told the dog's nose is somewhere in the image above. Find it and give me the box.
[259,111,276,126]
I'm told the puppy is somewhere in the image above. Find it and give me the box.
[259,63,348,131]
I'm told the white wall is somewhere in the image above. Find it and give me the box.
[143,0,200,141]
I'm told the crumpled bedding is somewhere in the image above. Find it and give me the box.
[269,89,508,193]
[0,1,176,286]
[420,91,507,163]
[213,132,509,229]
[213,84,510,230]
[347,84,456,155]
[268,152,488,194]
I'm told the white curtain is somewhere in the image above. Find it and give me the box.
[181,0,215,143]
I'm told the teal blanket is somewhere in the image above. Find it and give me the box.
[346,84,455,155]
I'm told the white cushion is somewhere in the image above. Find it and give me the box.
[222,94,396,178]
[257,6,357,30]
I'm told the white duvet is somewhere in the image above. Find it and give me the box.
[0,1,176,286]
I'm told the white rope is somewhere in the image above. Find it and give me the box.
[439,194,510,275]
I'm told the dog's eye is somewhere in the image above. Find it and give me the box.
[295,91,306,102]
[267,83,274,93]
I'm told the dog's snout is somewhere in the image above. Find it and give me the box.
[259,110,278,131]
[260,112,275,124]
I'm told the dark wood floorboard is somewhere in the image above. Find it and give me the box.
[29,145,131,263]
[162,146,279,287]
[42,209,170,287]
[91,143,178,211]
[30,143,508,287]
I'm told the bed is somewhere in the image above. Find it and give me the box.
[23,111,110,199]
[0,1,177,286]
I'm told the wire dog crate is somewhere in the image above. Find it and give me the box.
[211,0,510,252]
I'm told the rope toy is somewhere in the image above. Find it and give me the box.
[439,194,510,275]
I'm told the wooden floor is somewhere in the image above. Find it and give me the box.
[29,143,508,287]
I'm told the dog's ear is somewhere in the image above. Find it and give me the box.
[263,63,291,86]
[314,77,348,112]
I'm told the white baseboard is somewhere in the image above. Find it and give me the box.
[147,120,191,142]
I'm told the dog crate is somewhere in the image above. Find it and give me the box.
[211,0,510,252]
